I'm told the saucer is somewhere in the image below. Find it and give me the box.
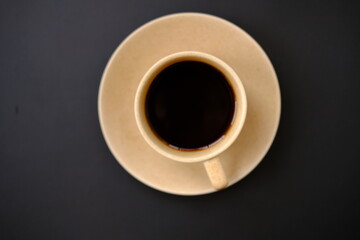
[98,13,281,195]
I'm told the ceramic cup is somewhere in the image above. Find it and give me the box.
[134,51,247,190]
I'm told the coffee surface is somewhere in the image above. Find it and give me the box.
[146,61,235,150]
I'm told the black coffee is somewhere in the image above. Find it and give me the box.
[146,61,235,150]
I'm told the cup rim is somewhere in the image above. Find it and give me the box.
[134,51,247,163]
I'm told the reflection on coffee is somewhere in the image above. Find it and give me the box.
[146,61,235,150]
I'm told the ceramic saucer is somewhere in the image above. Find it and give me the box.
[98,13,281,195]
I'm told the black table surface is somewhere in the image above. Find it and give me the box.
[1,1,359,239]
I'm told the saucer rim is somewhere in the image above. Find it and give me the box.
[98,12,281,196]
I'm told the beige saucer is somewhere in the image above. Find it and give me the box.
[98,13,281,195]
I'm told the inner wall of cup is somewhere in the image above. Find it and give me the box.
[141,54,244,158]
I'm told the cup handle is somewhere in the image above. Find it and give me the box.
[203,157,228,190]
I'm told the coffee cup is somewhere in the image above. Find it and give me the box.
[134,51,247,190]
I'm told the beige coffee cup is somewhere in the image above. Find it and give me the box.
[134,51,247,190]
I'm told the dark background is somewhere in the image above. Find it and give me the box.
[1,0,359,239]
